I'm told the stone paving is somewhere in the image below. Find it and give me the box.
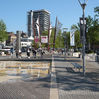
[0,54,99,99]
[0,77,50,99]
[0,60,51,99]
[54,55,99,99]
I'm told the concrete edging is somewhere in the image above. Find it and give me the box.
[50,55,58,99]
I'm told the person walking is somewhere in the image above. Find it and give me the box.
[19,50,22,58]
[27,48,30,58]
[10,48,13,57]
[16,50,19,58]
[41,50,45,58]
[32,48,36,58]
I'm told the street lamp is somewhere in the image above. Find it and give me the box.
[78,0,88,76]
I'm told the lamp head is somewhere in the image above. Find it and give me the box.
[78,0,88,4]
[78,0,88,9]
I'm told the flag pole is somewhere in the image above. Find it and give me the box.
[48,15,50,51]
[33,18,36,49]
[38,15,41,47]
[53,17,57,51]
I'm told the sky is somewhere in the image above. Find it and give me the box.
[0,0,99,33]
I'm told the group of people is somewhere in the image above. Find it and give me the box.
[13,47,45,59]
[27,48,36,58]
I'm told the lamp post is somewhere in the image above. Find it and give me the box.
[78,0,88,76]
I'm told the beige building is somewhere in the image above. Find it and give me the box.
[6,32,17,46]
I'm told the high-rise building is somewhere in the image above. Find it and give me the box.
[27,9,50,38]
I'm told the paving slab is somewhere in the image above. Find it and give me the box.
[54,55,99,99]
[0,77,51,99]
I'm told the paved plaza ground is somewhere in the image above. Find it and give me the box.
[54,55,99,99]
[0,54,99,99]
[0,77,50,99]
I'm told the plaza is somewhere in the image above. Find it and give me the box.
[0,53,99,99]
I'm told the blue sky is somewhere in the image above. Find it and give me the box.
[0,0,99,33]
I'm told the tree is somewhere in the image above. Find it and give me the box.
[42,30,48,36]
[86,9,99,50]
[94,6,99,17]
[62,30,70,51]
[86,15,94,50]
[94,6,99,25]
[88,25,99,49]
[55,30,64,48]
[0,20,8,42]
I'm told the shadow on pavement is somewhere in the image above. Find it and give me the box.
[56,67,99,92]
[54,58,81,62]
[85,71,99,82]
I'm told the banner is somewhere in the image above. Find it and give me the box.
[41,36,48,43]
[34,36,39,43]
[36,17,40,37]
[70,30,75,46]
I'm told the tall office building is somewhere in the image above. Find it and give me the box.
[27,9,50,38]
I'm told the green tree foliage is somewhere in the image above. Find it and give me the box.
[55,30,64,48]
[86,13,99,50]
[42,30,48,36]
[94,6,99,17]
[62,31,70,49]
[88,25,99,45]
[49,28,64,49]
[86,15,93,30]
[0,20,8,42]
[70,14,99,51]
[94,6,99,25]
[86,15,94,50]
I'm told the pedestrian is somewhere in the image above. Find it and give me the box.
[16,50,19,58]
[41,50,45,58]
[32,48,36,58]
[61,49,64,55]
[27,48,30,58]
[10,48,13,57]
[19,50,22,58]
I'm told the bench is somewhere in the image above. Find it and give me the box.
[71,63,82,72]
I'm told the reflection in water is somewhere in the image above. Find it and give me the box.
[0,61,51,80]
